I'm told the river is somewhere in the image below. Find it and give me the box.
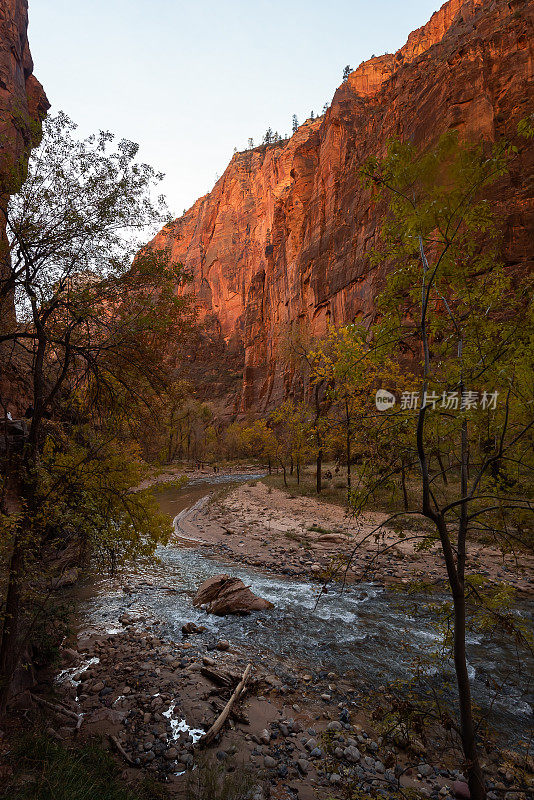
[79,473,533,749]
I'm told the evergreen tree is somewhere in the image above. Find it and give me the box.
[343,64,352,81]
[292,114,298,134]
[310,110,314,120]
[248,137,254,149]
[263,127,273,145]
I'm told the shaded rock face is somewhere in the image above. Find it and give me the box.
[145,0,534,413]
[193,574,274,616]
[0,0,48,329]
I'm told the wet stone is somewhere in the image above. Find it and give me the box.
[327,721,342,732]
[344,746,361,763]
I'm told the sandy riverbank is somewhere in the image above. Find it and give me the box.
[173,481,534,595]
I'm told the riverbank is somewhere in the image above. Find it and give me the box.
[3,472,531,800]
[175,480,534,595]
[136,463,264,492]
[30,608,530,800]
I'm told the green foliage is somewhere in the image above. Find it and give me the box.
[270,399,313,477]
[359,130,534,532]
[517,114,534,140]
[353,132,534,786]
[34,432,171,572]
[308,323,413,505]
[0,112,191,704]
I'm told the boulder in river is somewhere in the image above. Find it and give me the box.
[193,574,273,616]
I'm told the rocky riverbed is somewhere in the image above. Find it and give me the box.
[43,473,534,799]
[51,613,532,800]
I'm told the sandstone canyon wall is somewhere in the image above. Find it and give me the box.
[0,0,48,330]
[146,0,534,414]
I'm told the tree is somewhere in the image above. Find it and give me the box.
[292,115,298,134]
[310,111,314,121]
[309,324,410,503]
[356,131,533,799]
[248,137,254,150]
[342,65,352,82]
[278,319,331,493]
[270,401,312,486]
[322,103,329,115]
[237,419,277,474]
[0,113,190,711]
[263,128,273,145]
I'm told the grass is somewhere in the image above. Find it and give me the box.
[307,523,332,535]
[0,732,168,800]
[186,756,258,800]
[0,731,262,800]
[284,530,312,547]
[261,468,350,508]
[261,463,471,517]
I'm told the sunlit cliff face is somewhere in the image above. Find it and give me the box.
[143,0,534,413]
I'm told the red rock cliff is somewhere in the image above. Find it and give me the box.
[0,0,48,329]
[146,0,533,413]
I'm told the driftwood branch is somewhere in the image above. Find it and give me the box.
[109,733,136,766]
[31,693,80,721]
[197,662,252,747]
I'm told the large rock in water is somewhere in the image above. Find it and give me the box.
[193,574,273,616]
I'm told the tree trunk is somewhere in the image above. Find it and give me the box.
[346,399,351,498]
[316,449,322,494]
[0,538,23,715]
[436,447,448,486]
[415,236,485,799]
[296,459,300,485]
[400,459,409,510]
[452,588,486,800]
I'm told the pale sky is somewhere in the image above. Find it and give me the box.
[29,0,443,219]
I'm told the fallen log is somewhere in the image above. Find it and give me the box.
[196,662,252,747]
[31,693,80,721]
[200,665,241,688]
[210,698,250,725]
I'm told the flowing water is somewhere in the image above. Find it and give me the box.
[80,473,533,748]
